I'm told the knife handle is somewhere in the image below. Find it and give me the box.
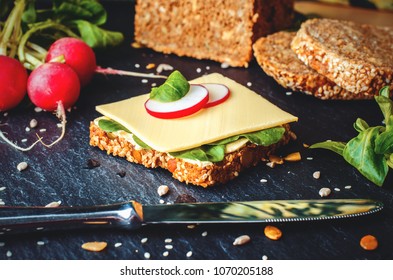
[0,200,143,234]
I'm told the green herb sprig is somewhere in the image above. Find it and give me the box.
[0,0,123,69]
[150,70,190,102]
[310,86,393,186]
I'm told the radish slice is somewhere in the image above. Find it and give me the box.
[203,83,230,108]
[145,84,209,119]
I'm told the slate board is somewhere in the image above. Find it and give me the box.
[0,1,392,260]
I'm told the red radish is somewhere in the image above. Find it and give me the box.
[202,83,230,108]
[145,84,209,119]
[46,38,167,87]
[27,62,80,111]
[0,55,28,111]
[45,37,96,87]
[27,62,80,148]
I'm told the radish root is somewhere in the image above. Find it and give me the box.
[38,101,67,148]
[95,66,168,79]
[0,125,42,152]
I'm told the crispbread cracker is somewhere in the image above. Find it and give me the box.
[253,31,369,100]
[291,18,393,95]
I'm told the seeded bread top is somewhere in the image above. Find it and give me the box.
[291,18,393,94]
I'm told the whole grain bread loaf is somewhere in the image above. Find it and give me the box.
[253,31,372,100]
[89,122,293,188]
[291,18,393,95]
[134,0,294,67]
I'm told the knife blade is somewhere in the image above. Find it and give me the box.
[0,199,383,234]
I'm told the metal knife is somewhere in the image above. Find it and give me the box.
[0,199,383,234]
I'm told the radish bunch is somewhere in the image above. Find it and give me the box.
[0,55,28,111]
[1,37,167,150]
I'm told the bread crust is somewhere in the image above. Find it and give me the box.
[134,0,294,67]
[253,31,371,100]
[89,122,293,187]
[291,18,393,95]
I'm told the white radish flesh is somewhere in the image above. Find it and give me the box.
[203,83,230,108]
[145,84,209,119]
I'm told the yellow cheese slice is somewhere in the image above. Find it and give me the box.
[95,73,298,152]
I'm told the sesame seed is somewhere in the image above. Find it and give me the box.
[319,187,331,197]
[135,64,140,68]
[164,238,172,243]
[201,231,208,237]
[17,162,28,171]
[36,227,44,231]
[151,83,157,87]
[141,79,148,84]
[45,201,61,208]
[57,123,63,128]
[262,255,268,260]
[141,237,148,244]
[21,139,27,143]
[0,201,4,206]
[157,185,169,196]
[3,112,8,117]
[260,179,268,183]
[186,251,193,258]
[313,171,321,179]
[25,127,31,132]
[344,185,352,189]
[0,186,6,191]
[165,244,173,250]
[6,250,12,257]
[156,64,173,73]
[220,62,229,69]
[206,66,210,70]
[34,107,43,113]
[37,241,45,246]
[39,128,46,133]
[29,119,38,128]
[233,235,251,246]
[0,242,5,247]
[306,157,313,160]
[196,68,201,73]
[187,224,196,229]
[144,252,151,259]
[114,243,122,247]
[163,251,169,257]
[286,91,293,96]
[247,82,252,87]
[159,199,165,204]
[334,188,341,192]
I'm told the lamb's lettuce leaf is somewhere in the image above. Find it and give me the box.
[97,118,286,163]
[150,70,190,102]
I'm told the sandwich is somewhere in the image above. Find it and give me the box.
[89,72,298,187]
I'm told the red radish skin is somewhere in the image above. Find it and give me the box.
[0,55,28,111]
[27,62,80,111]
[202,83,230,108]
[145,84,209,119]
[46,38,96,86]
[46,38,167,87]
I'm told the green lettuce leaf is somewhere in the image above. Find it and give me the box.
[97,118,286,163]
[343,127,388,187]
[97,119,151,150]
[150,70,190,102]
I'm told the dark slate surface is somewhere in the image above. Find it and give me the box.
[0,1,393,260]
